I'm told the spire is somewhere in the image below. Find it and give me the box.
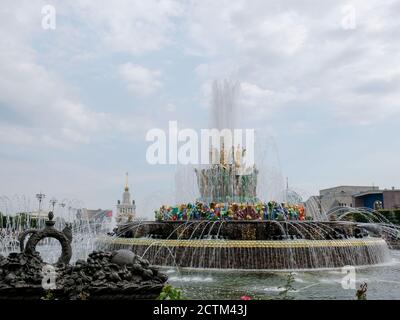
[125,172,129,191]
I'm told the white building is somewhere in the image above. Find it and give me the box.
[305,185,380,218]
[116,173,136,223]
[319,185,379,210]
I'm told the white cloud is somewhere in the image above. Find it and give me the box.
[118,63,163,96]
[0,125,35,146]
[0,1,165,148]
[185,0,308,57]
[187,0,400,125]
[164,103,176,113]
[68,0,183,55]
[0,3,103,146]
[239,82,297,119]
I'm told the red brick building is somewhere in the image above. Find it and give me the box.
[383,189,400,209]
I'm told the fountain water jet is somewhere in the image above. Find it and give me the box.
[101,80,393,270]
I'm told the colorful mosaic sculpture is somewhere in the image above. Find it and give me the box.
[195,144,259,203]
[155,135,305,222]
[155,201,305,221]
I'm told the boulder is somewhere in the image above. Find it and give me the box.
[111,249,136,266]
[0,249,167,300]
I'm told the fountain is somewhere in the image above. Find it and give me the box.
[99,80,392,270]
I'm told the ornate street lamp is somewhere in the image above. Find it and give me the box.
[59,201,66,211]
[36,192,46,213]
[58,201,66,224]
[50,198,57,212]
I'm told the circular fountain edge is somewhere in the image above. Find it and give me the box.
[98,236,387,248]
[97,236,391,270]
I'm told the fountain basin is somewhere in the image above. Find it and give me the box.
[98,236,390,270]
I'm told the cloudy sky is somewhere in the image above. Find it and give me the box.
[0,0,399,217]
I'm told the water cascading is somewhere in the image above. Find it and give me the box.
[0,195,112,264]
[101,80,393,270]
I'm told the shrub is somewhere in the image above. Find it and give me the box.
[351,212,370,223]
[393,210,400,225]
[157,285,184,300]
[41,290,55,300]
[378,210,395,223]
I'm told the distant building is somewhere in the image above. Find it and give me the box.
[353,187,400,210]
[24,210,49,220]
[116,172,136,223]
[77,209,113,222]
[352,190,384,210]
[305,186,400,215]
[319,186,379,211]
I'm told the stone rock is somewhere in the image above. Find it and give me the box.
[14,281,26,288]
[65,279,75,287]
[140,259,150,268]
[132,263,144,273]
[5,273,16,284]
[142,269,153,280]
[109,272,121,282]
[157,273,168,283]
[0,249,167,300]
[75,259,86,265]
[111,249,136,266]
[94,270,106,280]
[150,267,159,276]
[122,273,133,281]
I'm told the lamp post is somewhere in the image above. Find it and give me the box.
[59,201,66,225]
[68,206,72,223]
[50,198,57,212]
[36,192,46,213]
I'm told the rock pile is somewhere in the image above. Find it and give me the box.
[0,252,44,290]
[0,249,167,300]
[57,250,168,299]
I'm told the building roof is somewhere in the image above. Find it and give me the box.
[353,190,383,198]
[320,185,379,192]
[352,188,400,198]
[24,210,49,219]
[79,209,112,220]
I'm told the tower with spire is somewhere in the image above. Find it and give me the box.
[116,172,136,223]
